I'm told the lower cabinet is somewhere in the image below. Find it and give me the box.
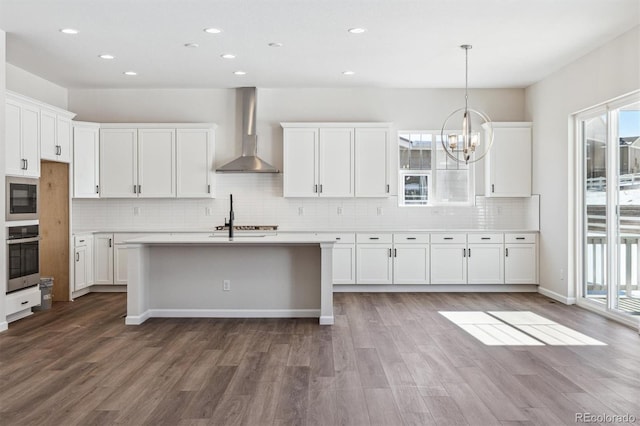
[505,234,538,284]
[328,233,356,285]
[93,233,114,284]
[74,234,94,291]
[393,234,430,284]
[356,233,393,284]
[467,234,504,284]
[5,286,41,319]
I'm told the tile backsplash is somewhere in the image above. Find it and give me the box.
[72,174,539,231]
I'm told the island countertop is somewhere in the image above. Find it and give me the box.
[125,233,337,245]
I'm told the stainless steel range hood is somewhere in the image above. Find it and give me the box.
[217,87,279,173]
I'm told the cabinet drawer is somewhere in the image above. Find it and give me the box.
[394,233,429,244]
[113,233,147,244]
[505,234,536,244]
[356,233,393,244]
[431,233,466,244]
[321,233,356,244]
[74,235,91,247]
[6,286,40,315]
[468,233,504,244]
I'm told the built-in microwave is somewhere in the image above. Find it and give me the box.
[6,176,39,221]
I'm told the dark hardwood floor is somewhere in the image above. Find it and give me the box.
[1,292,639,425]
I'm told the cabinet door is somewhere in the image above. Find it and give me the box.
[73,125,100,198]
[355,127,389,197]
[467,244,504,284]
[333,244,356,284]
[486,125,531,197]
[93,234,114,284]
[86,236,94,285]
[74,246,87,291]
[56,117,72,163]
[430,244,467,284]
[318,128,354,197]
[138,129,176,198]
[283,128,318,197]
[100,129,137,198]
[114,244,128,285]
[5,100,23,176]
[393,244,430,284]
[21,104,40,178]
[176,129,213,198]
[40,109,58,161]
[356,244,393,284]
[505,244,537,284]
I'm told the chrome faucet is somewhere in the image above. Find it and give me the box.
[224,194,234,238]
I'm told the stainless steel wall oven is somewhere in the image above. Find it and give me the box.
[7,225,40,293]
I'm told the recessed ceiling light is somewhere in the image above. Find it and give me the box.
[268,42,283,48]
[98,54,115,60]
[343,71,355,76]
[233,71,246,76]
[348,28,367,34]
[204,28,222,34]
[59,28,79,34]
[184,43,199,48]
[123,71,137,76]
[221,53,236,59]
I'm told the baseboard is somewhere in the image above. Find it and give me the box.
[538,286,577,305]
[89,285,127,293]
[125,311,150,325]
[0,321,8,332]
[71,287,91,299]
[6,309,34,323]
[319,316,334,325]
[148,308,321,319]
[333,284,539,293]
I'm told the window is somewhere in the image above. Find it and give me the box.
[398,131,474,206]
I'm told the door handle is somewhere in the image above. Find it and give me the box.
[406,237,416,240]
[491,184,495,193]
[481,237,490,240]
[138,184,141,194]
[76,252,80,262]
[133,185,137,194]
[207,184,211,194]
[468,248,471,257]
[505,248,509,257]
[109,238,112,248]
[444,237,453,240]
[516,237,525,240]
[314,184,318,193]
[388,248,392,257]
[386,184,390,193]
[369,237,379,240]
[394,248,397,257]
[25,159,28,170]
[319,184,323,193]
[463,248,466,257]
[96,185,99,194]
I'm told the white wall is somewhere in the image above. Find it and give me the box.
[69,87,538,232]
[525,26,640,302]
[0,29,7,331]
[6,63,68,109]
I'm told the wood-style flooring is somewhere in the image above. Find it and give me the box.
[1,292,639,425]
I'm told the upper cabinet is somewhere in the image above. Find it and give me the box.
[484,122,532,197]
[73,122,100,198]
[281,123,390,198]
[5,96,41,177]
[40,107,74,163]
[91,124,215,199]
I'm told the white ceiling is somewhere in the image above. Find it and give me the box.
[0,0,638,90]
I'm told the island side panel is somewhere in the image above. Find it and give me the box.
[320,243,335,325]
[125,244,151,324]
[145,244,321,316]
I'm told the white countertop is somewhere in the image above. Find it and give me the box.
[74,227,539,235]
[125,233,337,245]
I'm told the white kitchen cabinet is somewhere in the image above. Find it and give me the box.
[430,234,467,284]
[5,286,41,320]
[355,127,390,197]
[467,233,504,284]
[5,98,40,177]
[356,234,393,284]
[100,129,138,198]
[485,122,532,197]
[74,234,94,291]
[282,126,354,197]
[114,244,129,285]
[392,233,430,285]
[41,108,74,163]
[94,233,114,285]
[505,233,538,284]
[73,122,100,198]
[282,123,389,198]
[138,129,176,197]
[326,233,356,285]
[176,128,215,198]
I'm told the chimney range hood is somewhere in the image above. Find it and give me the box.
[217,87,279,173]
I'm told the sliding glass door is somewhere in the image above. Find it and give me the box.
[580,94,640,318]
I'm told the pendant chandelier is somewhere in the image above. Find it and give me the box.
[440,44,494,164]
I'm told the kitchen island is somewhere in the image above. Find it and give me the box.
[124,233,335,325]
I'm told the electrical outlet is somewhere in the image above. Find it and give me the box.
[223,280,231,291]
[205,207,212,216]
[298,207,304,216]
[377,207,383,216]
[133,207,140,216]
[337,206,343,215]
